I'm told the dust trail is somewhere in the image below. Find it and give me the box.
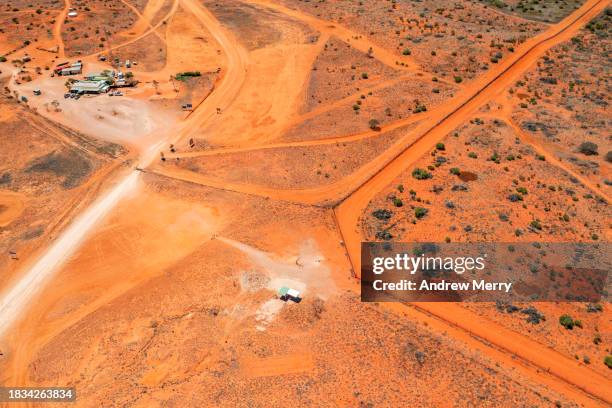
[217,236,335,298]
[0,171,140,338]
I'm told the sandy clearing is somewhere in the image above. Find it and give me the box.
[0,192,25,228]
[218,236,335,299]
[241,353,315,377]
[16,75,178,151]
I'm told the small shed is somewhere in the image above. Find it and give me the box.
[60,62,82,76]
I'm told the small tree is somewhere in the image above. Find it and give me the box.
[414,207,428,219]
[559,314,574,329]
[578,141,598,156]
[369,119,380,130]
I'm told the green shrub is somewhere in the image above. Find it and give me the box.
[468,152,477,159]
[392,197,403,207]
[454,76,463,83]
[559,314,575,329]
[605,355,612,369]
[449,167,461,175]
[516,187,528,195]
[402,48,411,55]
[412,168,432,180]
[368,119,380,130]
[530,220,542,230]
[175,71,201,81]
[436,142,445,151]
[361,72,369,79]
[372,209,392,220]
[414,103,427,113]
[414,207,428,219]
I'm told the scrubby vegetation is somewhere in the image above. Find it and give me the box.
[175,71,202,81]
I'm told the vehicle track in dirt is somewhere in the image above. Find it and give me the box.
[0,0,246,341]
[164,112,429,159]
[150,1,612,404]
[243,0,417,71]
[53,0,71,58]
[334,0,610,276]
[5,0,610,405]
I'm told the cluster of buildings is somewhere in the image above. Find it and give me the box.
[53,60,138,95]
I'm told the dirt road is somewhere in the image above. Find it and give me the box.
[244,0,416,71]
[165,112,428,159]
[0,0,247,340]
[176,0,249,142]
[53,0,71,58]
[0,171,140,339]
[334,0,609,276]
[411,302,612,405]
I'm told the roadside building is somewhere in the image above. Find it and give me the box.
[70,80,110,94]
[59,62,82,76]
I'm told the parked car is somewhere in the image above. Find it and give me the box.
[64,93,70,99]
